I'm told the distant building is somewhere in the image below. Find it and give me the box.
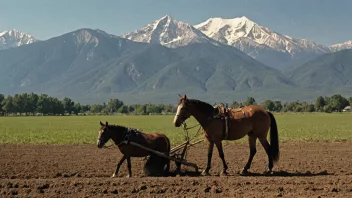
[343,106,351,112]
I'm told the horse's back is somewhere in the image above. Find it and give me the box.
[141,132,170,153]
[230,105,268,118]
[225,105,271,139]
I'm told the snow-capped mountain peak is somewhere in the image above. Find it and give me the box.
[194,16,331,68]
[0,29,39,50]
[121,15,215,48]
[194,16,270,45]
[330,40,352,52]
[195,16,256,37]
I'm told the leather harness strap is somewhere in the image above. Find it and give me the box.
[213,105,248,140]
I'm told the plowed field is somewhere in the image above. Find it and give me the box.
[1,142,352,197]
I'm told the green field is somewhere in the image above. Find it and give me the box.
[0,113,351,145]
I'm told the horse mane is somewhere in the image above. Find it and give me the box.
[107,124,139,133]
[187,99,214,115]
[107,124,128,132]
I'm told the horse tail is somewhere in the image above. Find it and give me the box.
[267,111,280,163]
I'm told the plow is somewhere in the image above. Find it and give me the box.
[122,123,204,175]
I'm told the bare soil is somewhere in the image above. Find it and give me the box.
[1,142,352,197]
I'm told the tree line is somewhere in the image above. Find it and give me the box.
[233,94,351,113]
[0,93,351,116]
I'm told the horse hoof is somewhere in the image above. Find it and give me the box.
[176,170,185,176]
[263,169,273,175]
[126,175,131,178]
[220,171,229,176]
[201,170,210,176]
[111,174,117,178]
[240,169,249,176]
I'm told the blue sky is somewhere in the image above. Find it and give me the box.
[0,0,351,45]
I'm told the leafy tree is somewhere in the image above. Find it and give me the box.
[12,94,23,114]
[163,104,175,113]
[328,94,349,112]
[244,97,256,106]
[80,105,91,113]
[72,103,82,114]
[301,102,315,112]
[90,104,104,113]
[28,93,39,115]
[0,94,4,115]
[62,97,75,114]
[323,104,333,113]
[50,97,65,115]
[37,94,51,115]
[128,105,135,113]
[145,104,163,114]
[285,101,302,112]
[324,96,331,106]
[2,95,15,115]
[262,100,275,111]
[314,96,325,112]
[117,105,129,114]
[135,104,147,115]
[274,101,283,112]
[105,99,124,113]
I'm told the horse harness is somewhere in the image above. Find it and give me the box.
[118,127,141,146]
[212,104,248,140]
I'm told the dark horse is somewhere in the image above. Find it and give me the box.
[173,95,279,176]
[97,121,171,177]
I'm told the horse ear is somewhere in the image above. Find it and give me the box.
[106,121,108,126]
[100,121,104,126]
[178,94,183,99]
[184,95,187,100]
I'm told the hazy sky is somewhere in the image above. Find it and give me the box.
[0,0,351,45]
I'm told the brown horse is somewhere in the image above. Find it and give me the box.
[97,121,171,177]
[173,95,279,176]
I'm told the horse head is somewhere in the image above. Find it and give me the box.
[97,121,110,148]
[173,94,192,127]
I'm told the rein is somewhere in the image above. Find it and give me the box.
[100,127,138,149]
[182,122,202,142]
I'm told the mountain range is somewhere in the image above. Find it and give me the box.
[121,15,351,70]
[0,29,39,50]
[0,15,351,105]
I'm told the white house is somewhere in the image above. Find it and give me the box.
[343,106,351,112]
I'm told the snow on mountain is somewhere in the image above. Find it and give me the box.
[194,16,331,68]
[0,29,39,50]
[330,40,352,52]
[121,15,217,48]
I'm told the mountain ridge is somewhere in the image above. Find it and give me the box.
[194,16,332,69]
[1,16,352,105]
[0,28,302,105]
[0,29,39,50]
[121,15,219,48]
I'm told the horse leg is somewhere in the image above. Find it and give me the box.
[215,141,229,176]
[241,134,257,175]
[112,155,127,178]
[126,156,132,178]
[201,140,214,176]
[259,137,274,174]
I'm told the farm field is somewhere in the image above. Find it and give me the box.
[1,113,352,197]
